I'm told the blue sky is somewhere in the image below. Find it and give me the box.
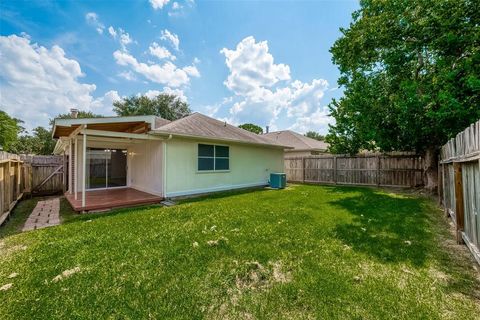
[0,0,358,133]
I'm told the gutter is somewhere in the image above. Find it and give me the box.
[150,131,293,150]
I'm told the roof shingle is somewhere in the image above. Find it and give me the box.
[153,113,288,148]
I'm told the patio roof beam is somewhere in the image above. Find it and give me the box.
[80,129,164,141]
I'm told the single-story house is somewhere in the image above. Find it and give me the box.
[263,130,329,157]
[52,112,288,211]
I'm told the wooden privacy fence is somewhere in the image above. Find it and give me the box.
[439,119,480,265]
[0,151,64,226]
[285,155,424,187]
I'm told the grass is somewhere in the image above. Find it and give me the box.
[0,185,479,319]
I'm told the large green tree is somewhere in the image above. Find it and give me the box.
[0,110,22,151]
[113,94,190,120]
[238,123,263,134]
[326,0,480,190]
[305,131,325,141]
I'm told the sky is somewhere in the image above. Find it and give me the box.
[0,0,359,134]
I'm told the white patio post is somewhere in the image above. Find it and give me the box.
[82,129,87,208]
[74,138,78,200]
[68,138,72,194]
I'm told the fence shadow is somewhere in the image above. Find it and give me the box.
[328,187,431,266]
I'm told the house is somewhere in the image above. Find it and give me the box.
[263,130,329,157]
[52,112,288,211]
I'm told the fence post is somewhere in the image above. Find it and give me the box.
[438,162,443,205]
[333,156,337,184]
[376,156,380,186]
[454,162,465,244]
[302,157,305,183]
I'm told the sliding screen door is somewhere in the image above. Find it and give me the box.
[108,149,127,187]
[87,149,107,189]
[87,148,127,189]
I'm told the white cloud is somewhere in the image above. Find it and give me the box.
[108,26,117,38]
[113,50,199,87]
[118,28,132,50]
[118,71,137,81]
[107,26,133,50]
[143,87,187,102]
[160,29,180,51]
[150,0,170,10]
[172,2,181,9]
[149,42,176,60]
[85,12,105,34]
[220,36,290,97]
[0,34,116,130]
[288,106,333,133]
[90,90,121,115]
[182,65,200,77]
[218,36,331,133]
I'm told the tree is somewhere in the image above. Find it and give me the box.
[305,131,325,141]
[326,0,480,191]
[53,111,102,122]
[10,127,56,155]
[0,110,22,151]
[113,94,190,120]
[238,123,263,134]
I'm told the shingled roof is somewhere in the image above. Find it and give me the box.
[263,130,329,151]
[153,113,289,148]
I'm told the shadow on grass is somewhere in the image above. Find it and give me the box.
[328,187,431,266]
[176,186,267,204]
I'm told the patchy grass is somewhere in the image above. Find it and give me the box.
[0,185,478,319]
[0,197,38,238]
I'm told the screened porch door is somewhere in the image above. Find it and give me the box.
[86,148,127,189]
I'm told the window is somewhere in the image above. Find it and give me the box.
[198,144,229,171]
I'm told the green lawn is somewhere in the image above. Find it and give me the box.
[0,185,479,319]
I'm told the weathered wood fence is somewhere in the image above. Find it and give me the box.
[0,151,64,226]
[285,155,424,187]
[439,119,480,265]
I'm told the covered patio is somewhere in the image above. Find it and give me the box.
[53,114,166,212]
[65,188,162,211]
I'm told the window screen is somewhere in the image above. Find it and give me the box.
[198,144,229,171]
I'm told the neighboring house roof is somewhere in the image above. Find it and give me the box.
[263,130,329,152]
[153,113,289,148]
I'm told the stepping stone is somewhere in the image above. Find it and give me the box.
[23,198,61,232]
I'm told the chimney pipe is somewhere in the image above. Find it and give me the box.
[70,108,79,119]
[266,126,269,133]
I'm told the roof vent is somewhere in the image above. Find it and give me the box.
[224,121,227,127]
[70,108,79,119]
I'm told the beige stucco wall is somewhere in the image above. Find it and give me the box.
[165,138,284,197]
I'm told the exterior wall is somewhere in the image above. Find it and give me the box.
[74,137,164,197]
[128,140,164,196]
[164,138,284,197]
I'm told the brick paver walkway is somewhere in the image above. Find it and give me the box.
[23,198,60,232]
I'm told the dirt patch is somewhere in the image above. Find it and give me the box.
[207,260,292,319]
[52,267,81,283]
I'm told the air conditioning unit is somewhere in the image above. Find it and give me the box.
[269,173,286,189]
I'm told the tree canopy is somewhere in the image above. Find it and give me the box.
[0,110,22,151]
[305,131,325,141]
[113,94,190,121]
[238,123,263,134]
[326,0,480,155]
